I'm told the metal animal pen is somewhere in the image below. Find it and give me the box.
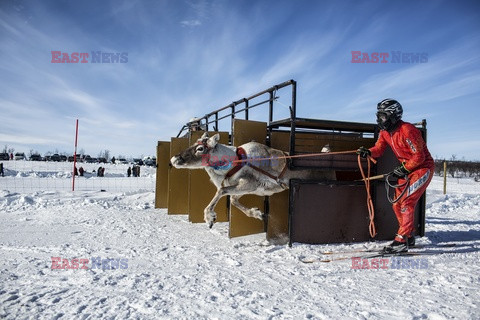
[156,79,426,244]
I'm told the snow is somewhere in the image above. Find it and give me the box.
[0,163,479,319]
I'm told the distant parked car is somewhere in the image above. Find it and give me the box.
[144,158,156,167]
[14,152,26,160]
[59,155,67,162]
[50,154,61,162]
[133,158,144,166]
[68,154,81,162]
[98,157,107,164]
[0,153,9,160]
[30,154,42,161]
[118,158,128,164]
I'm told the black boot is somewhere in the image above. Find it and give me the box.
[383,235,408,253]
[407,236,415,247]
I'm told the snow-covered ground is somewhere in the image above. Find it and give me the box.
[0,163,479,319]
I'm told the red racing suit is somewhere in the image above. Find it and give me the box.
[369,120,435,240]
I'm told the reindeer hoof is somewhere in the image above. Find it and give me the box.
[205,213,216,229]
[248,207,264,220]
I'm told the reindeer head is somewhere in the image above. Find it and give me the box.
[170,132,221,169]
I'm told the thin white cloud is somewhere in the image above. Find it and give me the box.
[180,19,202,27]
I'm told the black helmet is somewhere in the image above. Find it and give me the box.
[376,98,403,131]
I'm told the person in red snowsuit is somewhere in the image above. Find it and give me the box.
[357,99,435,253]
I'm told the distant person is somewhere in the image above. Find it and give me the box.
[79,167,84,176]
[10,153,13,160]
[101,167,105,177]
[111,157,116,164]
[189,118,201,132]
[357,99,434,253]
[74,166,78,176]
[97,167,102,177]
[0,162,4,177]
[134,165,140,177]
[127,167,132,177]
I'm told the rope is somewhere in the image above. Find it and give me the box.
[385,173,410,204]
[232,150,359,164]
[357,155,377,238]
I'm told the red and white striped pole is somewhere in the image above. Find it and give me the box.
[72,119,79,191]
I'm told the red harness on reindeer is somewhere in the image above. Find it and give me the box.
[225,147,247,178]
[226,147,288,186]
[199,139,288,186]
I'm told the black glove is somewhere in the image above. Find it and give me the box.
[393,163,410,178]
[356,146,371,158]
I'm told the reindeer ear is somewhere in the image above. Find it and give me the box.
[206,133,220,148]
[196,132,209,144]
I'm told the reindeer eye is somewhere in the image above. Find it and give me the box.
[196,145,205,153]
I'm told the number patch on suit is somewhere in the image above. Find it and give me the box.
[406,138,417,153]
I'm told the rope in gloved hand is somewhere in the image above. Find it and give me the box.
[385,172,410,204]
[357,155,377,238]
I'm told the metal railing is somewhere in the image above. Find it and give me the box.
[176,79,297,138]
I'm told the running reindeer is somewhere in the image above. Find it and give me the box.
[170,132,335,228]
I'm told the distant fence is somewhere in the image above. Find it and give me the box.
[0,160,156,193]
[434,159,480,179]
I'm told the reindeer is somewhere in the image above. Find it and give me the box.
[170,132,335,228]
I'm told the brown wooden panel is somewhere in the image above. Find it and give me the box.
[188,131,229,223]
[293,133,375,170]
[290,181,371,244]
[267,131,290,244]
[294,132,375,153]
[294,154,367,171]
[229,119,267,238]
[270,131,290,151]
[168,137,190,215]
[295,140,374,153]
[155,141,170,209]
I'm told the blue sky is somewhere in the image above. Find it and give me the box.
[1,0,479,160]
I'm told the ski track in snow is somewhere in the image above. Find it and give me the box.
[0,176,479,319]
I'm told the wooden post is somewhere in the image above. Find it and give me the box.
[443,161,447,195]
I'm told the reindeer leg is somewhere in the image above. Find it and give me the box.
[230,195,264,220]
[204,188,227,228]
[222,178,266,220]
[204,179,265,228]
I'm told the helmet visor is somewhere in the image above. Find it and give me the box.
[376,112,389,124]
